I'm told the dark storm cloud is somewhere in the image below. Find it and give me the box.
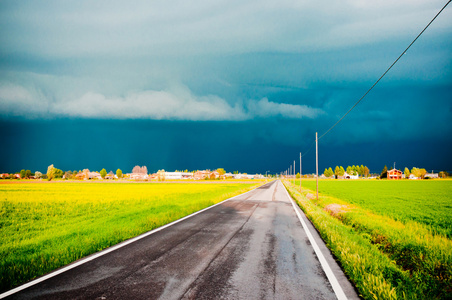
[0,0,451,172]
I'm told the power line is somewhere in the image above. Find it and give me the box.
[317,0,451,141]
[287,1,450,175]
[301,140,315,158]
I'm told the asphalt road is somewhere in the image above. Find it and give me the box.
[3,180,359,300]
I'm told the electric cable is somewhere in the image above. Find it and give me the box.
[291,0,451,173]
[317,0,451,141]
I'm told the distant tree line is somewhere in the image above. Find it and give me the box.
[379,165,444,179]
[323,165,370,178]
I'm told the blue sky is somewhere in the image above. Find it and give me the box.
[1,0,451,174]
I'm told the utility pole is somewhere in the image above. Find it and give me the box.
[316,132,319,201]
[293,160,295,186]
[300,152,302,191]
[290,165,292,184]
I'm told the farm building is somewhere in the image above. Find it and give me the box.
[388,169,403,180]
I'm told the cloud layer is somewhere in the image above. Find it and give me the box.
[0,0,450,158]
[0,83,323,121]
[1,0,450,58]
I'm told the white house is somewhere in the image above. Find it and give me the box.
[129,173,149,180]
[424,173,439,179]
[343,172,359,180]
[233,173,264,179]
[164,172,194,180]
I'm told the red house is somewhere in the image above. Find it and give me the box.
[387,169,402,180]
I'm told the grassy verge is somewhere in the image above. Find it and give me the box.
[283,180,451,299]
[0,181,260,293]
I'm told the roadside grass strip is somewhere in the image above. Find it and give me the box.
[0,182,260,294]
[283,180,452,300]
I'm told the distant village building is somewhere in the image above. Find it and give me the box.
[424,173,439,179]
[157,170,166,181]
[233,173,264,180]
[343,172,359,180]
[164,172,194,180]
[409,174,418,180]
[129,173,149,180]
[75,170,102,180]
[105,171,117,180]
[387,169,403,180]
[194,170,210,180]
[88,172,102,180]
[129,165,149,180]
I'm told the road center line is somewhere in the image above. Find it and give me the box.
[282,181,348,300]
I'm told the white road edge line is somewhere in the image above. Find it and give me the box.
[0,184,263,299]
[282,181,348,300]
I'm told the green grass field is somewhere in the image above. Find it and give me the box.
[300,179,452,238]
[285,179,452,299]
[0,181,260,293]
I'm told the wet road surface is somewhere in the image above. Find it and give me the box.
[3,180,359,299]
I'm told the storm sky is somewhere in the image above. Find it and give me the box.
[1,0,451,174]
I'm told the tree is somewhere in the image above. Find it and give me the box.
[346,166,358,176]
[47,165,55,181]
[334,166,345,178]
[411,167,421,178]
[363,166,370,177]
[439,171,449,178]
[20,169,26,179]
[83,169,90,180]
[64,170,73,180]
[216,168,226,176]
[296,172,301,179]
[327,167,333,177]
[380,165,388,179]
[116,169,123,178]
[35,171,42,179]
[54,168,64,179]
[323,168,333,177]
[132,165,148,174]
[419,168,427,179]
[100,168,107,179]
[346,166,352,175]
[404,167,410,178]
[358,165,365,176]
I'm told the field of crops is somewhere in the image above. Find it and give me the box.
[285,179,452,299]
[0,181,260,293]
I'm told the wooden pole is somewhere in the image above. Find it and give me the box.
[300,152,302,191]
[316,132,319,201]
